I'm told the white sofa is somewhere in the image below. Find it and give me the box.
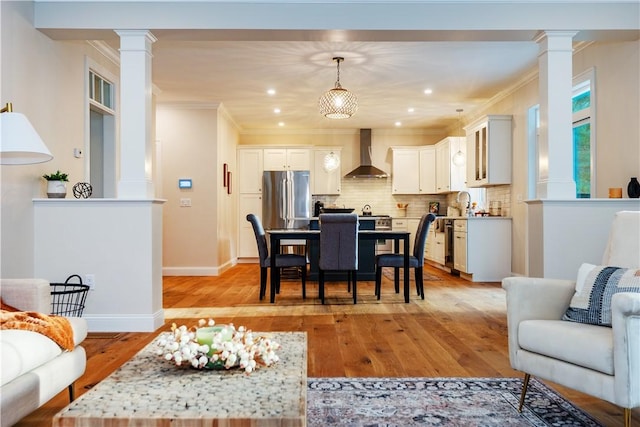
[502,211,640,427]
[1,279,88,427]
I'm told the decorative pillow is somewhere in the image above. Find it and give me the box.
[563,264,640,327]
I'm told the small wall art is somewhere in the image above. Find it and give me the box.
[223,163,228,187]
[227,171,232,194]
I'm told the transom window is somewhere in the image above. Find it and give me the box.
[89,70,114,110]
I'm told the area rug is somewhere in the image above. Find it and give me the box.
[307,377,603,426]
[382,268,442,282]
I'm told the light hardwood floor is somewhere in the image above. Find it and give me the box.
[14,263,634,426]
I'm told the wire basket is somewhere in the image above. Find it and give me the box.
[50,274,90,317]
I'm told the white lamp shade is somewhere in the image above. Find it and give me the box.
[0,112,53,164]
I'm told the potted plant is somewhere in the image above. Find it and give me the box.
[42,170,69,198]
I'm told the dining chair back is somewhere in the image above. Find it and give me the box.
[375,213,436,300]
[318,213,359,304]
[246,213,307,300]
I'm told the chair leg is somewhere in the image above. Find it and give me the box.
[352,271,357,304]
[394,268,400,293]
[518,373,531,412]
[415,267,424,299]
[319,270,325,304]
[259,267,267,300]
[68,383,76,402]
[624,407,631,427]
[347,272,351,292]
[375,266,382,299]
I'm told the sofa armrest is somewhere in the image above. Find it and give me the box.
[0,279,51,313]
[611,292,640,408]
[502,276,576,366]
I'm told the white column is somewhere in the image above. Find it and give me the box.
[534,31,577,199]
[115,30,157,199]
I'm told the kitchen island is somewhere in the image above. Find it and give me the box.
[426,216,512,282]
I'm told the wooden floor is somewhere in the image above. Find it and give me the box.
[15,263,634,426]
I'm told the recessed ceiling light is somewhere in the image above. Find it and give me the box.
[423,89,433,95]
[267,89,276,95]
[278,122,285,127]
[395,121,402,127]
[274,108,281,114]
[408,108,415,113]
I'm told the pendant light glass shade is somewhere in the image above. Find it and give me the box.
[0,103,53,165]
[319,57,358,119]
[452,150,465,167]
[323,151,340,172]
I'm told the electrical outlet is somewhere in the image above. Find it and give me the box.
[84,274,95,289]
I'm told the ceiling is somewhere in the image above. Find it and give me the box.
[148,37,540,132]
[33,1,638,133]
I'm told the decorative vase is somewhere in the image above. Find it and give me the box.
[627,177,640,198]
[46,181,67,198]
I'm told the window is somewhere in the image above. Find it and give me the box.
[572,69,595,198]
[89,70,114,110]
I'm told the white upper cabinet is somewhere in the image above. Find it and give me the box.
[392,148,420,194]
[312,148,342,195]
[238,148,263,194]
[263,148,311,171]
[419,147,436,194]
[435,136,466,193]
[465,115,512,187]
[392,147,435,194]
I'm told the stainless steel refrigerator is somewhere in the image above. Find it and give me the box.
[262,170,311,229]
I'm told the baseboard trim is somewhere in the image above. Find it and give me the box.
[84,309,164,332]
[162,259,238,276]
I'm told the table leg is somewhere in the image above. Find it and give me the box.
[404,235,410,303]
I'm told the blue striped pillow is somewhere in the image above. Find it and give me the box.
[563,264,640,327]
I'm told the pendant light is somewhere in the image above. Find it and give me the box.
[318,57,358,119]
[451,109,466,167]
[323,151,340,172]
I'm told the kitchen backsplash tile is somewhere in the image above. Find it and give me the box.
[314,179,448,218]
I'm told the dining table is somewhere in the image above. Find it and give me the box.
[267,228,411,304]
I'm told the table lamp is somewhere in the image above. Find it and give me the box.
[0,102,53,164]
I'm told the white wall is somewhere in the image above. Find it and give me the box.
[156,104,239,275]
[33,199,164,332]
[1,1,119,277]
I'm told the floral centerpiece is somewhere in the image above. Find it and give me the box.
[155,319,280,373]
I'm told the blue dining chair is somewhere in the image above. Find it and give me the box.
[375,213,436,300]
[246,213,307,300]
[318,213,359,304]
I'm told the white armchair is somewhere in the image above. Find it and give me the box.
[502,211,640,427]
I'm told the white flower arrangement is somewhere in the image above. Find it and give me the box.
[155,319,280,374]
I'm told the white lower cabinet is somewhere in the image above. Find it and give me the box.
[238,194,262,258]
[452,218,511,282]
[426,228,445,265]
[453,220,468,272]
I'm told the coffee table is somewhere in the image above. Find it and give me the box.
[53,332,307,427]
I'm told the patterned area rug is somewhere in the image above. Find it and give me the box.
[307,377,603,427]
[382,268,442,282]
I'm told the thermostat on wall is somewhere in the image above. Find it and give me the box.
[178,179,192,189]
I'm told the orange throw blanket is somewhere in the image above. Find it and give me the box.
[0,310,75,351]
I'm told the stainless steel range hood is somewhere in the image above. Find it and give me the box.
[344,129,389,179]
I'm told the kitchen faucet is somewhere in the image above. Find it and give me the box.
[457,191,471,216]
